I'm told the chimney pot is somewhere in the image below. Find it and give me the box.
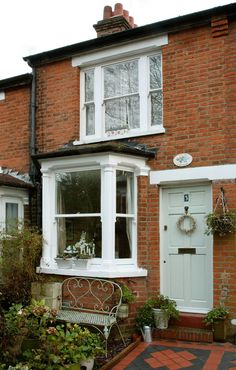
[129,16,134,27]
[94,3,137,37]
[114,3,123,16]
[103,5,113,19]
[123,10,129,21]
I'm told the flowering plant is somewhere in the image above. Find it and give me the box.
[22,323,104,368]
[11,300,57,339]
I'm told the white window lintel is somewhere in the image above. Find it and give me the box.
[72,35,168,68]
[150,164,236,185]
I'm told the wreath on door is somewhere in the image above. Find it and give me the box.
[176,206,197,235]
[177,214,196,235]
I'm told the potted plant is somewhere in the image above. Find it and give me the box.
[149,294,179,329]
[204,306,229,341]
[55,245,77,269]
[135,300,155,341]
[117,285,136,319]
[20,323,104,369]
[205,211,236,237]
[73,233,95,269]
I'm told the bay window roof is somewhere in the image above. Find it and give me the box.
[33,140,157,161]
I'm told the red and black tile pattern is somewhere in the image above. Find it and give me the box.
[112,340,236,370]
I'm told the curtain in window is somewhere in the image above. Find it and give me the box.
[126,175,132,255]
[57,188,66,253]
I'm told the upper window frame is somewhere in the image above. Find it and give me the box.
[72,35,168,145]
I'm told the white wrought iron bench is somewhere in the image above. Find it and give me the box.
[57,277,125,354]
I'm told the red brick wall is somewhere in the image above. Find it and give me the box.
[34,17,236,316]
[212,181,236,316]
[0,86,30,173]
[36,60,80,153]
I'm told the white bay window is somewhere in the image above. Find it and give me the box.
[40,153,149,278]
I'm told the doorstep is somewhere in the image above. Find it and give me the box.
[171,312,206,329]
[153,326,213,343]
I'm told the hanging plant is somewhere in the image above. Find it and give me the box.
[205,211,236,237]
[205,188,236,237]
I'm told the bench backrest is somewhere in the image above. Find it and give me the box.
[60,277,122,317]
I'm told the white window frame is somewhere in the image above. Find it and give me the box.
[0,187,27,232]
[39,153,150,278]
[72,35,168,145]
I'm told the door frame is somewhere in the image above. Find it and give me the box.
[159,182,213,313]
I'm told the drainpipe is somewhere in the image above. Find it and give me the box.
[30,66,36,158]
[29,66,42,229]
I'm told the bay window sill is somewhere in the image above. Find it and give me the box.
[37,264,148,278]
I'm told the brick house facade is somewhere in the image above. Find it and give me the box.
[1,3,236,334]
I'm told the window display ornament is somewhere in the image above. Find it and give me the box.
[176,207,197,235]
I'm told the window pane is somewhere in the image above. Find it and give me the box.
[104,60,138,98]
[115,217,132,258]
[57,217,101,258]
[6,203,18,232]
[149,55,162,90]
[85,70,94,102]
[116,171,134,214]
[151,91,163,126]
[86,103,95,135]
[56,170,100,214]
[105,95,140,131]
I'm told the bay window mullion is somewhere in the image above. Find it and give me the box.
[101,165,116,262]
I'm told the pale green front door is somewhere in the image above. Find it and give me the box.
[161,184,212,313]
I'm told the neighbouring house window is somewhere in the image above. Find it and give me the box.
[5,202,19,232]
[40,153,149,277]
[55,170,101,257]
[81,53,163,142]
[0,192,25,233]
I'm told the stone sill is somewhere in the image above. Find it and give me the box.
[37,266,148,278]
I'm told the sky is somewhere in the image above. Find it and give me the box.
[0,0,233,79]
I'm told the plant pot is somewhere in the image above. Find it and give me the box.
[68,364,81,370]
[55,258,73,269]
[21,338,40,352]
[73,258,91,269]
[117,303,129,319]
[152,308,169,329]
[79,358,94,370]
[213,319,227,342]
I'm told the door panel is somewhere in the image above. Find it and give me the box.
[161,185,212,312]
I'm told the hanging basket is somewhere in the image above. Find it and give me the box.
[205,212,236,237]
[205,188,236,237]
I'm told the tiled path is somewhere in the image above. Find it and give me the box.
[112,340,236,369]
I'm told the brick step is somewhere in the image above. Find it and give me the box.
[170,312,206,330]
[153,326,213,343]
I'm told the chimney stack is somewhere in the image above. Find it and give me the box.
[94,3,137,37]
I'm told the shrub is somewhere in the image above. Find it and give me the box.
[0,225,42,308]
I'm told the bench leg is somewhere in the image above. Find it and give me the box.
[115,323,126,346]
